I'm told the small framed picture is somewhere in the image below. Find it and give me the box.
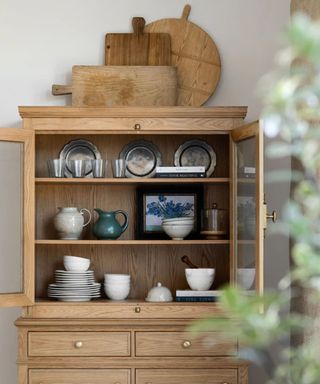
[136,186,203,239]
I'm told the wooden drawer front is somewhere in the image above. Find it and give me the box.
[135,332,236,357]
[136,369,237,384]
[28,303,219,319]
[29,369,130,384]
[28,332,130,356]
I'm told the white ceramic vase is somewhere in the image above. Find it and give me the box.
[54,207,91,240]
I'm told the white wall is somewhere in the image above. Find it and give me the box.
[0,1,290,383]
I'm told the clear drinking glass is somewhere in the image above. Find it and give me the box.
[111,159,126,178]
[69,160,90,178]
[91,159,107,178]
[47,159,65,178]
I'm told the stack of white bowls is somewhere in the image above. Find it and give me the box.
[104,274,131,300]
[162,217,194,240]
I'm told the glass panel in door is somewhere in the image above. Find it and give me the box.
[232,122,263,294]
[0,129,34,307]
[0,142,23,293]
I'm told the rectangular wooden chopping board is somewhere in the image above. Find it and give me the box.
[105,17,171,65]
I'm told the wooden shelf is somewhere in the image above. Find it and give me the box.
[35,177,230,185]
[35,239,230,245]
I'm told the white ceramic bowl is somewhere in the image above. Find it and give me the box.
[162,223,193,240]
[104,284,130,300]
[162,219,194,226]
[162,217,194,223]
[185,268,215,290]
[63,255,90,272]
[104,274,130,280]
[105,280,130,284]
[237,268,255,290]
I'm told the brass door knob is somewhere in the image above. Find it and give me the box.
[74,341,83,348]
[134,123,141,130]
[266,210,277,223]
[135,306,141,313]
[182,340,191,348]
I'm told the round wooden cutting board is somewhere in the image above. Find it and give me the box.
[145,4,221,106]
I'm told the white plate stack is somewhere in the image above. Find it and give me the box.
[48,270,101,302]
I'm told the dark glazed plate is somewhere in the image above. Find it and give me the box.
[59,139,101,177]
[119,140,162,178]
[174,139,216,177]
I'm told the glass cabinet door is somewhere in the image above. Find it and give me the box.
[0,129,34,307]
[231,121,263,294]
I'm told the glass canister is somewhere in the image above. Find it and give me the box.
[201,203,228,236]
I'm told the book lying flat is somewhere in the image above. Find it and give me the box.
[156,173,205,178]
[156,166,206,173]
[175,297,217,302]
[176,290,221,297]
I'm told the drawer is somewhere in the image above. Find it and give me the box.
[136,369,237,384]
[28,331,130,356]
[28,302,217,319]
[135,331,236,357]
[29,369,130,384]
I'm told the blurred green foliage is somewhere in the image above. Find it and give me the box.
[191,14,320,384]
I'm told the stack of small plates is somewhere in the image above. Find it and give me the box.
[48,270,101,302]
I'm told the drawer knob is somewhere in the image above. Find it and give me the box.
[74,341,83,349]
[182,340,191,348]
[135,306,141,313]
[134,123,141,130]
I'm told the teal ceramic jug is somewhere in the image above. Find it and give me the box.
[93,209,128,240]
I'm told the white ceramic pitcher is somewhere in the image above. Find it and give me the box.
[54,207,91,240]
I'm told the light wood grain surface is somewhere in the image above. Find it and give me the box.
[136,369,237,384]
[29,369,130,384]
[135,331,236,357]
[57,66,178,107]
[19,106,248,119]
[28,331,130,356]
[105,17,171,66]
[145,5,221,106]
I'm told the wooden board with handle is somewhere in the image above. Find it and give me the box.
[52,65,177,107]
[144,4,221,106]
[105,17,171,65]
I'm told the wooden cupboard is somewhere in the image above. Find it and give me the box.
[0,106,265,384]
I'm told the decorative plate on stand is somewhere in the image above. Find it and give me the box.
[119,139,162,178]
[174,139,216,177]
[59,139,101,177]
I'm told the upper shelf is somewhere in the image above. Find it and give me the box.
[35,177,230,185]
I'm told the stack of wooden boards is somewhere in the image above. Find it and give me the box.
[52,5,221,107]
